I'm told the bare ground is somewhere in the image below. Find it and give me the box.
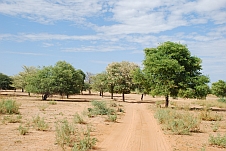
[0,91,226,151]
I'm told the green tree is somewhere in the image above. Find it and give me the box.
[77,69,86,95]
[143,41,209,107]
[0,73,13,90]
[12,66,37,92]
[91,72,108,97]
[211,80,226,99]
[131,68,151,100]
[25,61,84,100]
[106,61,139,101]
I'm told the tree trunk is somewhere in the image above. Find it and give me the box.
[122,92,125,102]
[99,91,102,96]
[42,94,48,100]
[141,94,144,101]
[67,94,69,99]
[102,91,104,98]
[28,92,30,97]
[89,89,91,94]
[165,95,169,108]
[22,88,24,92]
[111,85,114,99]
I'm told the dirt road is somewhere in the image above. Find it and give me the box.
[98,102,171,151]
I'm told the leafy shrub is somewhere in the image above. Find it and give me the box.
[209,134,226,148]
[199,110,222,121]
[218,98,226,103]
[106,114,117,122]
[155,108,200,135]
[18,124,28,135]
[74,113,86,124]
[88,101,115,116]
[32,115,49,131]
[211,122,220,132]
[0,99,20,114]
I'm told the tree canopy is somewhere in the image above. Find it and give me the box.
[25,61,84,100]
[211,80,226,98]
[143,41,210,107]
[106,61,139,101]
[0,73,13,90]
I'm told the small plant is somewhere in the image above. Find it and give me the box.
[32,115,49,131]
[209,134,226,148]
[0,99,20,114]
[199,110,222,121]
[18,124,29,135]
[117,107,124,113]
[110,102,117,107]
[218,98,226,103]
[88,101,116,116]
[48,100,57,105]
[106,114,117,122]
[2,115,22,124]
[37,104,49,111]
[74,113,86,124]
[212,122,220,132]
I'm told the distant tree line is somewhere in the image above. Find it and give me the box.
[1,41,225,106]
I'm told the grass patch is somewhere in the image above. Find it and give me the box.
[32,115,49,131]
[199,110,222,121]
[2,115,22,124]
[37,104,49,111]
[209,134,226,148]
[155,108,201,135]
[74,113,86,124]
[48,100,57,105]
[55,119,97,150]
[0,99,20,114]
[193,100,226,109]
[88,101,115,117]
[18,124,29,135]
[106,114,117,122]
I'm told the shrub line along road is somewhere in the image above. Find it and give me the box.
[98,102,171,151]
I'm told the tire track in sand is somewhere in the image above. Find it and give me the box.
[98,103,171,151]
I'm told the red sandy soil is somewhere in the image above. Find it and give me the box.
[0,91,225,151]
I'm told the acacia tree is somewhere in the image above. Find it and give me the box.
[106,61,139,101]
[211,80,226,99]
[143,41,210,107]
[12,66,37,92]
[0,73,13,90]
[91,72,108,97]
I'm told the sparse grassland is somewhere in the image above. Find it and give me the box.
[0,99,20,114]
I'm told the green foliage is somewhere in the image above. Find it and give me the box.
[89,101,115,116]
[211,80,226,98]
[155,108,200,135]
[106,114,117,122]
[143,41,209,107]
[91,72,108,95]
[106,61,139,101]
[0,73,13,90]
[209,134,226,148]
[25,61,84,100]
[218,98,226,103]
[32,115,49,131]
[0,99,20,114]
[18,124,29,135]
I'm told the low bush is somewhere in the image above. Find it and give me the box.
[218,98,226,103]
[88,101,115,116]
[155,108,200,135]
[209,134,226,148]
[48,100,57,105]
[0,99,20,114]
[106,114,117,122]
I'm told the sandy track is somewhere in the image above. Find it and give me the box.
[98,103,171,151]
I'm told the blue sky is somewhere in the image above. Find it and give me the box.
[0,0,226,83]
